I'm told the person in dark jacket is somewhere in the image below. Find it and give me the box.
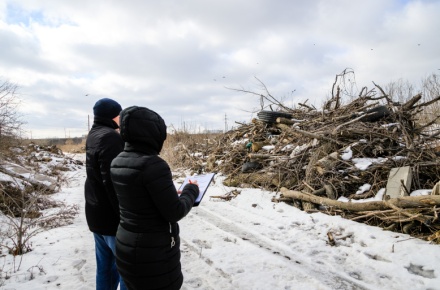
[84,98,127,290]
[110,106,199,290]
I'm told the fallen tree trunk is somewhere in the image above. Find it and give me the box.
[280,187,440,211]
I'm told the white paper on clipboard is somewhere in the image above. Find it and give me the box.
[179,173,215,206]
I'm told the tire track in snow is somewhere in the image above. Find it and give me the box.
[181,209,329,289]
[188,206,373,290]
[181,213,328,290]
[181,236,235,290]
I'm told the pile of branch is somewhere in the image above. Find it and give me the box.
[207,87,440,193]
[171,80,440,241]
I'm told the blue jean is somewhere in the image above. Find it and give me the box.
[93,233,127,290]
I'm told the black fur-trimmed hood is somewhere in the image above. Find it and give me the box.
[119,106,167,154]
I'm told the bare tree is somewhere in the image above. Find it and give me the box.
[0,80,24,151]
[0,80,24,149]
[421,74,440,124]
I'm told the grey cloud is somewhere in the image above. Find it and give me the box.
[2,0,439,138]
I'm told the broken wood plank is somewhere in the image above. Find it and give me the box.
[385,166,412,199]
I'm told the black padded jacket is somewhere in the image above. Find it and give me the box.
[84,116,124,236]
[110,106,199,290]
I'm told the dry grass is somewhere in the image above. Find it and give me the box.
[25,138,86,154]
[28,134,216,167]
[161,131,221,172]
[58,143,85,153]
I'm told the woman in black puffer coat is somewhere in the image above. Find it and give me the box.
[110,106,199,290]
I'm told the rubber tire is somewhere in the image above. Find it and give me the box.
[257,111,293,123]
[359,105,391,122]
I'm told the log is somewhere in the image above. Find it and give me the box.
[280,187,440,211]
[275,123,292,132]
[248,153,272,159]
[276,117,296,125]
[402,93,422,111]
[315,152,339,175]
[248,153,286,160]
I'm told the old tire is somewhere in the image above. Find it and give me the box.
[359,105,391,122]
[257,111,293,123]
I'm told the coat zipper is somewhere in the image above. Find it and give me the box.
[170,222,175,248]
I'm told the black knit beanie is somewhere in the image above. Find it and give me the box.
[93,98,122,119]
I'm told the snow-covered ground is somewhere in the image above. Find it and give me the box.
[1,153,439,290]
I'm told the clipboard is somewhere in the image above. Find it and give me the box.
[179,173,215,206]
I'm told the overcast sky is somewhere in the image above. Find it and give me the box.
[1,0,439,138]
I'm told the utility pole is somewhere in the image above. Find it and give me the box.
[224,113,228,133]
[88,115,90,131]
